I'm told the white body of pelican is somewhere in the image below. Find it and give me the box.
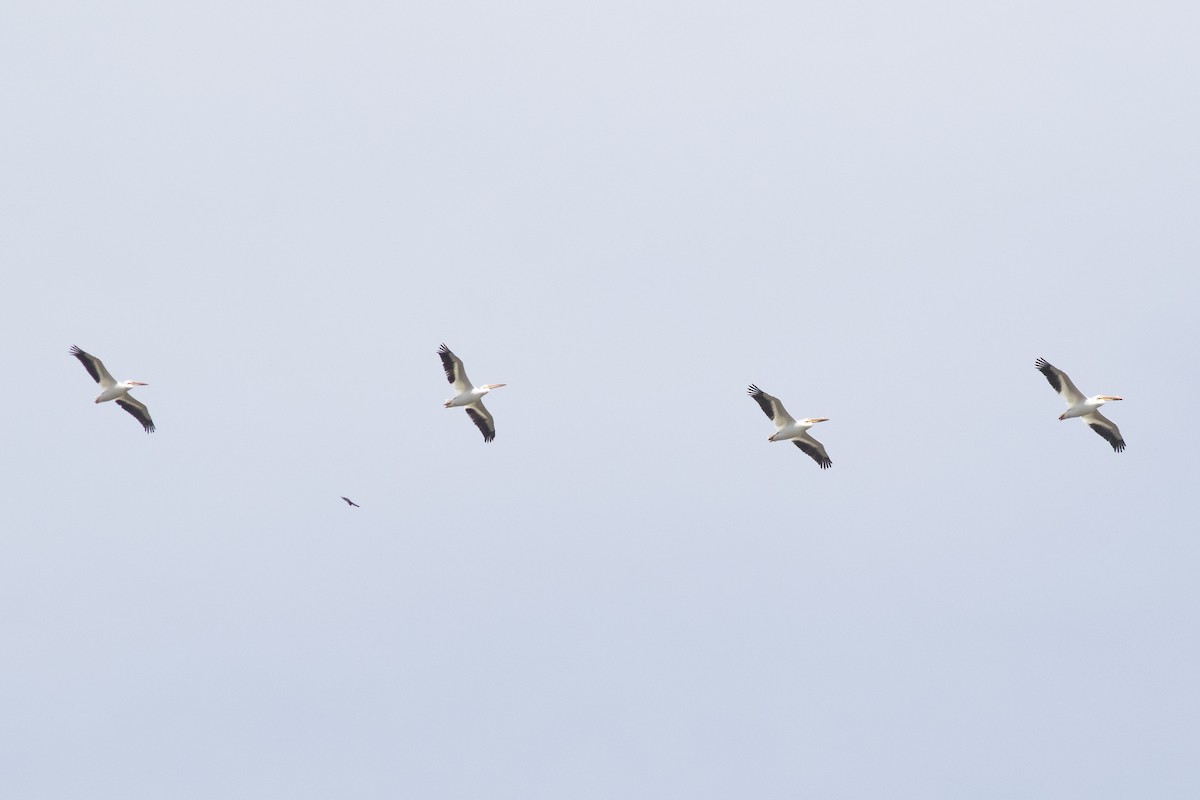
[1035,357,1124,452]
[748,384,832,469]
[438,344,505,442]
[70,345,155,433]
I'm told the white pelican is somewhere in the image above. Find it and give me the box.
[439,344,505,443]
[341,496,360,508]
[1035,357,1125,452]
[748,384,832,469]
[70,345,155,433]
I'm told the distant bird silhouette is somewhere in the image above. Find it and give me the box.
[341,497,360,507]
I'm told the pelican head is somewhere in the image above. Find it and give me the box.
[804,417,830,424]
[127,380,149,387]
[1098,395,1123,402]
[482,383,507,391]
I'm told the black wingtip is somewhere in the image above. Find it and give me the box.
[1035,358,1064,394]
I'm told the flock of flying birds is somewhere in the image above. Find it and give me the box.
[70,344,1128,496]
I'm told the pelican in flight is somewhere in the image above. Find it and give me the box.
[748,384,832,469]
[1035,357,1125,452]
[439,344,505,442]
[341,496,360,508]
[70,345,155,433]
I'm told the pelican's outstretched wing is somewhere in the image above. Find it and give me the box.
[1035,358,1086,406]
[71,346,116,389]
[115,396,155,433]
[747,384,795,428]
[1082,410,1125,452]
[793,432,833,469]
[465,402,495,443]
[439,344,474,393]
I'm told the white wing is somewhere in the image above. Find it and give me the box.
[71,345,116,389]
[465,402,495,443]
[115,395,155,433]
[793,430,833,469]
[438,344,475,393]
[1081,410,1124,452]
[1035,358,1086,406]
[748,384,796,429]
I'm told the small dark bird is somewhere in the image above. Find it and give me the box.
[341,497,360,508]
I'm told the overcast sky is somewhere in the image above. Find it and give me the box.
[3,1,1199,797]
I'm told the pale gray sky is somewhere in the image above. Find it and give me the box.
[2,1,1199,798]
